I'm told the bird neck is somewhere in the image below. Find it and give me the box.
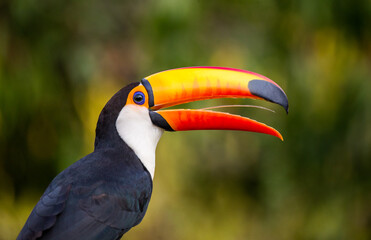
[115,105,163,179]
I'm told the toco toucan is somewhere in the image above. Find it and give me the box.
[18,67,288,240]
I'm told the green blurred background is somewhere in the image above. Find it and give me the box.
[1,0,371,239]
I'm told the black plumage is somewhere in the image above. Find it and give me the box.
[18,83,153,240]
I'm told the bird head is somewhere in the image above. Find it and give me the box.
[98,66,288,178]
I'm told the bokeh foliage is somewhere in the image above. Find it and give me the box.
[1,0,371,239]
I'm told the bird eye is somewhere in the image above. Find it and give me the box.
[133,91,145,105]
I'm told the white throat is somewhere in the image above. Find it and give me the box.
[116,105,163,179]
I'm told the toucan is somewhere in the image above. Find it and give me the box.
[17,66,288,240]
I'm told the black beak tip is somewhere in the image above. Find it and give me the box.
[248,79,289,114]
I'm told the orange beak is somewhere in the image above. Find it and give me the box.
[143,66,288,140]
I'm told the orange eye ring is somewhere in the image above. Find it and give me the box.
[126,85,150,108]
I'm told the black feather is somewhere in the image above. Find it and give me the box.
[17,83,153,240]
